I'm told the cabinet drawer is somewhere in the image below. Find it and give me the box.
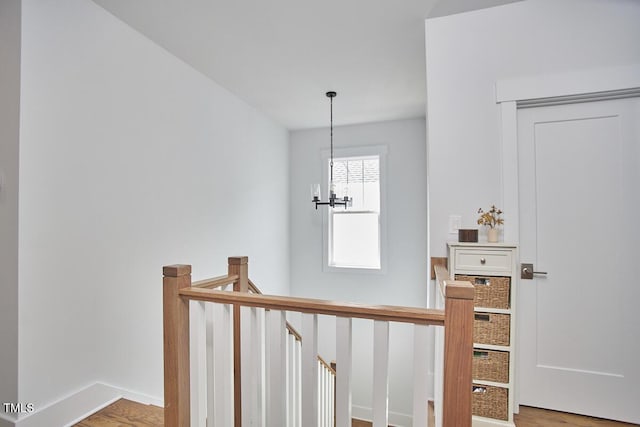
[472,384,509,421]
[474,313,510,346]
[455,250,512,272]
[473,348,509,383]
[456,275,510,309]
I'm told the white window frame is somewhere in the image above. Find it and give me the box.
[322,145,388,274]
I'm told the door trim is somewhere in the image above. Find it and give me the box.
[496,63,640,244]
[496,64,640,412]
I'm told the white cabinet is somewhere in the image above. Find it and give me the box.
[448,243,518,427]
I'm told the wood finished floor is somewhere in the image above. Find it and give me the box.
[74,399,163,426]
[75,399,639,426]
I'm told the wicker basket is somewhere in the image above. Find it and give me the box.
[472,384,509,420]
[473,349,509,383]
[455,274,510,309]
[474,313,510,346]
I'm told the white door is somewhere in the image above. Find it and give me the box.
[517,97,640,423]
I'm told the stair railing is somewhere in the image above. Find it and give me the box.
[163,257,473,427]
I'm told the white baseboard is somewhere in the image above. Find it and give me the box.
[352,404,413,427]
[0,413,16,427]
[98,382,163,408]
[12,383,162,427]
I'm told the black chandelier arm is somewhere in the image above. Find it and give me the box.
[313,195,351,209]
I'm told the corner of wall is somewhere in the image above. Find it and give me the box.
[0,0,21,414]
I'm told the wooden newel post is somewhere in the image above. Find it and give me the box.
[442,280,475,427]
[229,256,249,427]
[163,264,192,427]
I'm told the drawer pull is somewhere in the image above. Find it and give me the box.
[473,386,487,394]
[475,313,491,322]
[473,350,490,359]
[474,278,491,286]
[480,257,486,264]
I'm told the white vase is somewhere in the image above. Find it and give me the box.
[487,228,499,243]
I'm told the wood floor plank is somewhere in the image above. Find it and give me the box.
[73,399,163,427]
[514,406,639,427]
[74,399,639,427]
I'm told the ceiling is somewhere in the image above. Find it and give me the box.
[92,0,522,130]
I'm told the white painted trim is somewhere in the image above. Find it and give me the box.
[351,405,412,427]
[9,382,161,427]
[335,317,352,427]
[105,383,163,407]
[499,101,518,244]
[498,66,640,243]
[372,321,390,427]
[497,64,640,411]
[321,145,389,275]
[495,63,640,103]
[0,413,16,426]
[412,324,429,427]
[301,314,318,427]
[190,301,207,427]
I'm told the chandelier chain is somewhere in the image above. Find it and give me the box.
[330,94,334,183]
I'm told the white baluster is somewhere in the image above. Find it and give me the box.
[324,364,329,427]
[412,324,429,427]
[324,366,331,427]
[267,310,287,426]
[335,317,352,427]
[318,362,323,427]
[320,366,325,427]
[372,321,389,427]
[434,324,444,427]
[285,333,292,427]
[209,302,233,427]
[241,307,254,426]
[189,301,207,427]
[331,370,335,427]
[257,308,266,427]
[325,367,331,427]
[295,337,302,427]
[302,313,318,427]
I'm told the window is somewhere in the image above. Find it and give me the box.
[323,146,386,271]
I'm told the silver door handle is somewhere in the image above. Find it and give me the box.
[523,267,547,275]
[521,263,548,279]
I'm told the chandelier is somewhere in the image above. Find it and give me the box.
[312,91,352,209]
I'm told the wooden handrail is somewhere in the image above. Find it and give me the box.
[434,264,449,296]
[248,278,308,342]
[179,287,445,326]
[286,322,302,342]
[318,355,336,376]
[163,259,473,427]
[192,274,239,289]
[248,279,261,295]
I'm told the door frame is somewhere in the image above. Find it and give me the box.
[495,63,640,410]
[496,63,640,244]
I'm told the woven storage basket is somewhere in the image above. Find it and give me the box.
[473,349,509,383]
[472,384,509,420]
[455,274,510,309]
[474,313,510,346]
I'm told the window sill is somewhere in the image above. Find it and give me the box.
[323,264,386,275]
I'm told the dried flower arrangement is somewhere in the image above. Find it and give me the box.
[477,205,504,229]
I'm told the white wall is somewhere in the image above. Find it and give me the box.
[18,0,289,413]
[0,1,21,424]
[425,0,640,256]
[289,118,428,424]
